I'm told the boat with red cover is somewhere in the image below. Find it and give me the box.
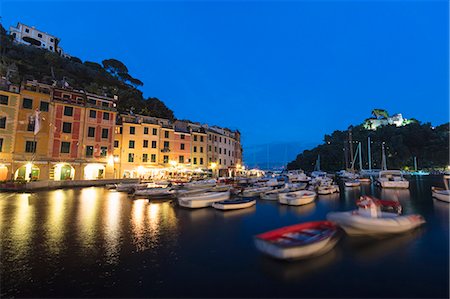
[356,196,402,215]
[254,221,341,260]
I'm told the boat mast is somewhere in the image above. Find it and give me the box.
[348,126,354,172]
[368,136,372,171]
[358,142,363,172]
[381,142,387,170]
[414,156,417,172]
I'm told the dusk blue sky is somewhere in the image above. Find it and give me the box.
[2,1,448,168]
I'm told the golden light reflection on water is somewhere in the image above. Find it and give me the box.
[11,193,34,258]
[131,200,178,252]
[46,190,66,255]
[104,192,122,264]
[78,188,100,249]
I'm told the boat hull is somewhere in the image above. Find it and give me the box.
[279,191,316,206]
[432,189,450,203]
[212,199,256,210]
[178,191,230,208]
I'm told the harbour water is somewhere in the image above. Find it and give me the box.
[0,176,448,298]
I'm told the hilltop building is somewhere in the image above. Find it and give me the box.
[363,109,412,130]
[9,22,70,58]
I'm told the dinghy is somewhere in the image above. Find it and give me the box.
[254,221,340,260]
[261,188,286,201]
[178,191,230,208]
[344,180,361,187]
[432,187,450,203]
[358,177,371,183]
[279,190,316,206]
[356,196,402,215]
[317,184,339,195]
[212,198,256,210]
[327,198,424,235]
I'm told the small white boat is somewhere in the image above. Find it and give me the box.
[358,177,371,183]
[261,188,286,200]
[254,221,341,260]
[178,191,230,208]
[183,179,216,190]
[377,170,409,189]
[327,199,424,235]
[432,187,450,203]
[116,183,143,193]
[344,180,361,187]
[105,184,117,189]
[212,198,256,210]
[279,190,316,206]
[317,184,339,195]
[134,188,175,198]
[240,186,273,197]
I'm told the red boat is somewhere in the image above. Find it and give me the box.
[254,221,340,260]
[356,196,402,215]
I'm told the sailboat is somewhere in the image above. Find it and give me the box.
[376,143,409,189]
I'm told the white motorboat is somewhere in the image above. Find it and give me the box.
[327,198,424,235]
[134,188,176,198]
[377,170,409,189]
[317,184,339,195]
[212,198,256,210]
[344,180,361,187]
[182,179,216,190]
[260,187,289,201]
[279,190,316,206]
[254,221,341,260]
[105,183,117,189]
[178,191,230,208]
[432,187,450,203]
[239,186,273,197]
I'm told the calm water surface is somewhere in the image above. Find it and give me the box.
[0,176,448,298]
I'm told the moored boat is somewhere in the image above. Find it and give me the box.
[239,186,273,198]
[344,180,361,187]
[212,198,256,210]
[178,190,230,208]
[317,184,339,195]
[279,190,316,206]
[432,187,450,203]
[134,188,175,198]
[377,170,409,189]
[254,221,340,260]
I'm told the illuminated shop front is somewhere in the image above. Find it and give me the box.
[14,163,40,181]
[84,163,106,180]
[53,163,75,181]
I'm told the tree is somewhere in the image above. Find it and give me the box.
[102,58,128,77]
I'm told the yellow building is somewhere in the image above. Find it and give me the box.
[0,82,20,180]
[114,114,161,178]
[189,124,208,170]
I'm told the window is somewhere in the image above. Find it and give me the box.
[151,154,156,163]
[89,110,96,118]
[0,117,6,129]
[215,136,217,142]
[114,140,119,148]
[143,140,148,148]
[194,135,197,141]
[102,102,109,107]
[224,138,226,144]
[219,148,222,154]
[163,141,169,149]
[50,38,54,42]
[23,98,33,109]
[200,147,204,153]
[215,147,217,153]
[64,106,73,116]
[103,112,110,120]
[0,95,8,105]
[102,128,109,139]
[209,134,211,140]
[63,94,70,100]
[152,128,157,135]
[87,98,96,106]
[100,147,107,157]
[128,153,134,162]
[220,137,222,143]
[193,157,197,165]
[39,101,49,112]
[200,136,204,142]
[143,127,149,134]
[86,146,94,157]
[208,145,211,152]
[181,134,185,140]
[164,131,169,138]
[129,140,135,148]
[151,141,157,148]
[142,154,148,162]
[181,143,185,150]
[163,155,169,163]
[25,28,29,33]
[88,127,95,137]
[179,155,184,163]
[194,146,197,152]
[60,142,70,153]
[38,33,42,38]
[200,158,204,165]
[62,122,72,133]
[224,159,227,166]
[224,149,227,154]
[130,127,135,135]
[27,116,34,131]
[0,138,3,152]
[219,159,222,165]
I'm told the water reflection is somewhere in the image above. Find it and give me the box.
[104,192,122,264]
[46,190,66,255]
[380,188,411,201]
[259,248,340,282]
[78,188,100,250]
[347,228,424,263]
[215,206,256,218]
[433,199,450,230]
[11,193,34,258]
[290,203,316,216]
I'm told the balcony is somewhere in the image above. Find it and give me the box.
[161,147,170,153]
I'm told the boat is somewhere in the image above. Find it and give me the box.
[260,186,289,200]
[178,190,230,208]
[432,187,450,203]
[134,188,176,198]
[344,180,361,187]
[356,196,402,215]
[376,170,409,189]
[239,186,273,197]
[358,177,371,183]
[116,183,144,193]
[182,179,216,190]
[105,183,117,189]
[254,221,341,260]
[326,198,424,235]
[317,184,339,195]
[212,198,256,210]
[279,190,316,206]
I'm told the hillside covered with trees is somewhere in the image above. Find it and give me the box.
[0,24,174,120]
[287,121,449,172]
